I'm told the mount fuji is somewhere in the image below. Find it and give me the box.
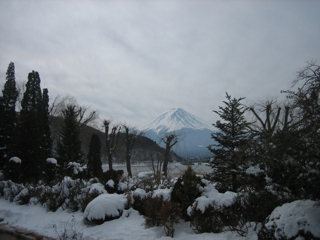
[136,108,214,158]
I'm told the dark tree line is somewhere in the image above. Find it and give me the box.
[0,63,101,183]
[0,62,143,184]
[0,66,53,182]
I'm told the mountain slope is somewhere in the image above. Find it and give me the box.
[137,108,214,158]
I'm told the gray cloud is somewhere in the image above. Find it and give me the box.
[1,0,320,127]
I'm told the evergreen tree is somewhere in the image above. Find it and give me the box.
[0,62,18,169]
[21,71,42,112]
[42,88,52,159]
[2,62,18,110]
[16,71,44,182]
[208,93,250,192]
[56,105,83,176]
[87,133,102,178]
[171,166,203,220]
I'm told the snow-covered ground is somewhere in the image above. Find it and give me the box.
[0,198,258,240]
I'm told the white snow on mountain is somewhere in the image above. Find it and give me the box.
[136,108,214,158]
[137,108,212,134]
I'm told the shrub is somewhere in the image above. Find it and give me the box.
[232,186,291,223]
[44,177,87,212]
[135,172,158,192]
[7,157,22,183]
[171,166,203,220]
[45,158,57,183]
[0,177,106,213]
[0,180,25,202]
[99,169,124,193]
[83,193,127,224]
[189,201,224,234]
[81,188,103,212]
[132,194,149,215]
[257,200,320,240]
[144,196,164,227]
[258,227,320,240]
[156,200,180,238]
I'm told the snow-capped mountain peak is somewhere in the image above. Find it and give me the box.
[137,108,211,134]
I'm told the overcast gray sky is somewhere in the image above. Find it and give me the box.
[1,0,319,127]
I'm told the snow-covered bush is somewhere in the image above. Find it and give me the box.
[99,169,124,193]
[83,193,127,224]
[7,157,21,183]
[135,171,159,192]
[258,200,320,240]
[188,200,224,234]
[0,180,49,205]
[67,162,86,179]
[45,158,57,183]
[81,182,108,211]
[0,180,25,202]
[0,177,109,213]
[44,177,88,212]
[232,186,290,224]
[171,166,204,220]
[186,180,237,234]
[13,187,31,205]
[130,188,149,215]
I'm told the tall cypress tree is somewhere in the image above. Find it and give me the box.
[208,93,250,192]
[56,105,83,176]
[21,71,42,112]
[16,71,44,182]
[87,133,102,178]
[0,62,18,170]
[42,88,52,159]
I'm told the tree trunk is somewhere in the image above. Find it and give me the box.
[163,143,171,179]
[108,152,113,171]
[126,154,132,178]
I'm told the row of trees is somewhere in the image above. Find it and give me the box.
[0,63,116,182]
[208,61,320,200]
[0,62,178,184]
[0,63,52,182]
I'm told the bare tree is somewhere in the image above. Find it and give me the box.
[248,98,300,138]
[161,133,179,179]
[123,125,142,177]
[50,94,98,129]
[141,146,164,184]
[104,120,121,171]
[49,95,77,117]
[149,150,164,184]
[249,99,282,137]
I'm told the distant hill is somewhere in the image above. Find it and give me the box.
[136,108,214,158]
[50,116,183,163]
